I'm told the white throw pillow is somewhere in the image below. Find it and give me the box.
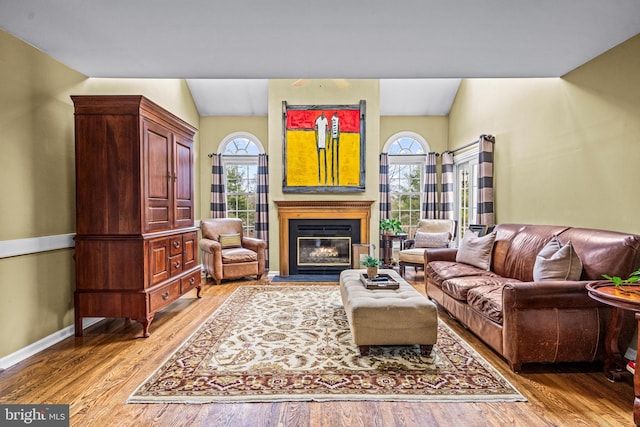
[533,235,583,281]
[414,231,451,248]
[456,230,497,270]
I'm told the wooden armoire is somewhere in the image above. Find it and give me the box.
[72,95,201,337]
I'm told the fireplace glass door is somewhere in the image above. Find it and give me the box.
[297,237,352,268]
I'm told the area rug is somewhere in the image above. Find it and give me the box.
[128,286,526,403]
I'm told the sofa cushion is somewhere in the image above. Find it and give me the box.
[456,230,497,270]
[441,275,516,302]
[426,261,498,287]
[466,283,505,324]
[415,231,451,248]
[533,235,583,281]
[222,247,257,263]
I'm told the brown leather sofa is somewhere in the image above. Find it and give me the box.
[199,218,267,285]
[424,224,640,371]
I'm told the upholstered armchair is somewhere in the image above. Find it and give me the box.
[199,218,267,285]
[398,219,456,276]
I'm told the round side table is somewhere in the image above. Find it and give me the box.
[586,283,640,426]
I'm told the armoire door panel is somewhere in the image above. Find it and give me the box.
[173,135,194,228]
[144,120,172,231]
[182,231,197,270]
[149,238,170,285]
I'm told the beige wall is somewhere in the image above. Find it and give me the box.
[448,34,640,233]
[267,79,381,271]
[380,116,448,154]
[0,29,199,358]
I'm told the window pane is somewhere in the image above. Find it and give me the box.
[224,138,260,155]
[224,160,257,235]
[387,142,424,236]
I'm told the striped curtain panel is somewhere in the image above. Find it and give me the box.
[379,153,391,220]
[255,154,269,267]
[421,152,438,219]
[476,135,495,226]
[439,151,454,220]
[209,153,228,218]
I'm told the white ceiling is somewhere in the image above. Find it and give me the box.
[1,1,640,116]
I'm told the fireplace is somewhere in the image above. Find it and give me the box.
[274,200,374,276]
[289,219,360,275]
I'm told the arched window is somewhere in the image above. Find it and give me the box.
[383,132,430,238]
[219,133,265,237]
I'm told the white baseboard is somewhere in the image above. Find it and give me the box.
[0,318,103,371]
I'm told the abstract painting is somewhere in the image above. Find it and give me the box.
[282,101,365,192]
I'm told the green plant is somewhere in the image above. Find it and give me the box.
[602,267,640,286]
[361,255,382,267]
[380,218,404,234]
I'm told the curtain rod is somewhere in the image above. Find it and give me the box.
[443,139,479,155]
[387,152,439,157]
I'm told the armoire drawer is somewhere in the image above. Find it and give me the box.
[169,254,183,276]
[149,280,180,312]
[181,270,201,294]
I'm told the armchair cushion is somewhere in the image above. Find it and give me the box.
[219,233,242,248]
[222,247,258,263]
[415,231,451,248]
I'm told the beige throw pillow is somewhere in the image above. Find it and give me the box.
[219,233,242,249]
[456,230,497,270]
[415,231,451,248]
[533,235,583,281]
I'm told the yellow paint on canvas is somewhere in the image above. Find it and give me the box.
[286,130,361,187]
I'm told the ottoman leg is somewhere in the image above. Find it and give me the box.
[420,345,433,356]
[359,345,371,356]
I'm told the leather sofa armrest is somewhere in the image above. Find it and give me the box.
[199,238,221,254]
[242,237,267,252]
[502,280,602,309]
[423,248,458,263]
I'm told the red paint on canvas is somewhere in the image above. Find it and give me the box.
[286,110,360,132]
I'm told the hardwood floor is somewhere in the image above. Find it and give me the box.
[0,270,636,427]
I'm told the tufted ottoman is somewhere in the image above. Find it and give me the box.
[339,268,438,356]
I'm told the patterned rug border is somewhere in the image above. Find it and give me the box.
[127,285,526,404]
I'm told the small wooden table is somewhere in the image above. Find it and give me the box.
[586,283,640,426]
[380,233,407,268]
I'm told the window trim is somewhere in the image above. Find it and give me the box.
[382,131,430,156]
[218,132,265,156]
[383,131,431,239]
[218,132,265,237]
[453,147,479,244]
